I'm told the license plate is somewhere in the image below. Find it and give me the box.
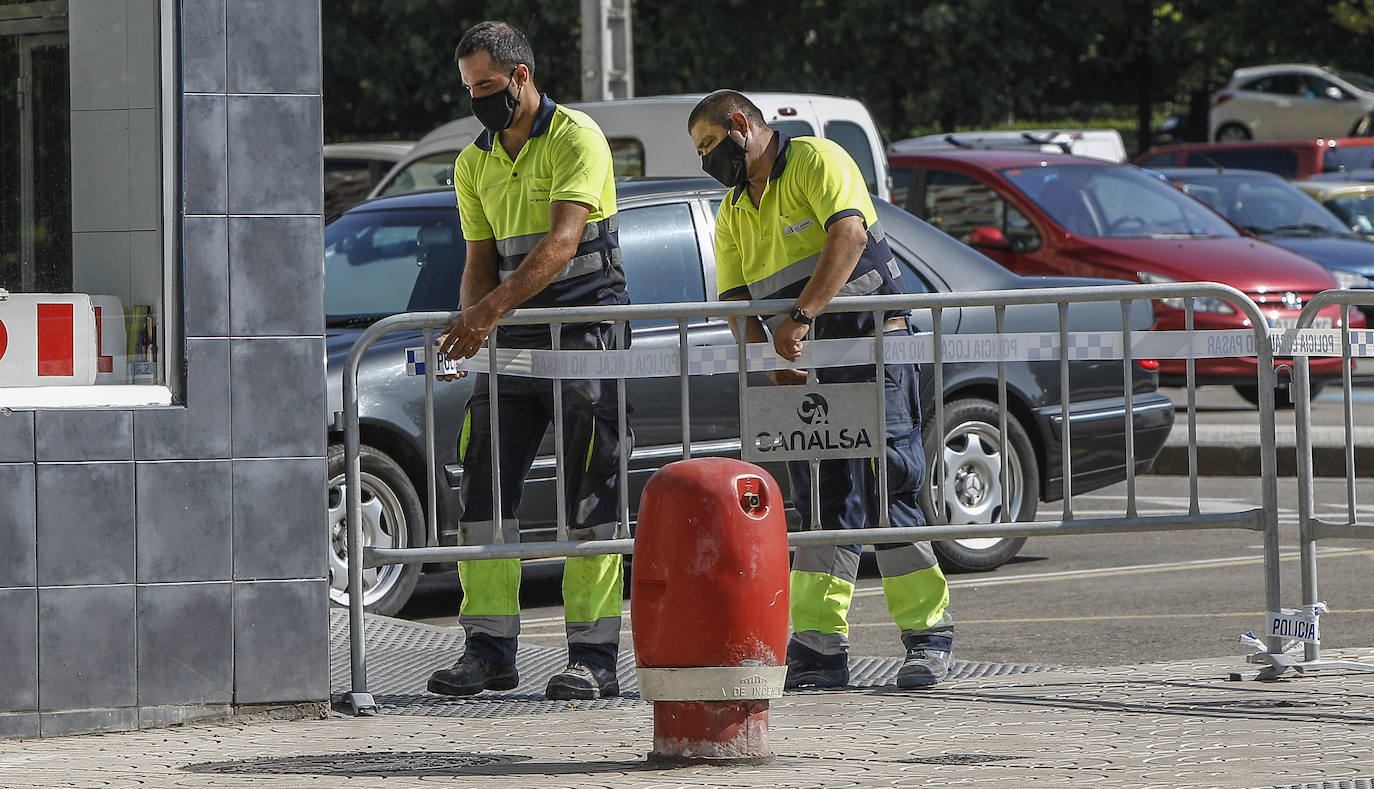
[1269,316,1333,329]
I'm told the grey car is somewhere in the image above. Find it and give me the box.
[324,180,1175,615]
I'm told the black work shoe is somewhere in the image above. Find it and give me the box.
[545,662,619,700]
[896,647,952,688]
[785,661,850,689]
[426,652,519,696]
[784,641,850,689]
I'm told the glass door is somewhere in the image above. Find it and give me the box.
[1,2,70,293]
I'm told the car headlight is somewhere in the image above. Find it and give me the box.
[1137,271,1236,313]
[1331,269,1372,289]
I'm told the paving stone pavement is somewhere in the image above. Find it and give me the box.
[3,643,1373,788]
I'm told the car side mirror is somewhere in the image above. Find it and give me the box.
[968,226,1012,252]
[1326,86,1347,101]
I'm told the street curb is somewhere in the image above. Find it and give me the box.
[1152,422,1374,477]
[1152,443,1374,477]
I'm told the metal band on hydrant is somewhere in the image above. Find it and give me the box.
[636,666,787,701]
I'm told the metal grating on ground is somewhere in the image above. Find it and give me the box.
[186,752,527,776]
[1268,781,1374,789]
[329,610,1058,717]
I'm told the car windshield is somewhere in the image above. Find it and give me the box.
[1324,194,1374,234]
[378,151,459,196]
[1173,174,1350,235]
[999,163,1238,239]
[325,208,465,322]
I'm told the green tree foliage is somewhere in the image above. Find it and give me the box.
[324,0,1374,150]
[323,0,580,141]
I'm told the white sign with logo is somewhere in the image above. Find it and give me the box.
[0,293,99,387]
[743,382,881,461]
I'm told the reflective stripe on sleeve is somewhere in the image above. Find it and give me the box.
[835,268,884,297]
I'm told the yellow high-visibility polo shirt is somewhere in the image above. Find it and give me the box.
[714,134,905,338]
[454,95,626,327]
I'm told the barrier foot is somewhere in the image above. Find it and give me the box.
[1285,659,1374,676]
[1228,653,1374,681]
[1227,651,1298,682]
[344,691,379,716]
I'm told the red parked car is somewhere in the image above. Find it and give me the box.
[1134,138,1374,180]
[888,150,1360,402]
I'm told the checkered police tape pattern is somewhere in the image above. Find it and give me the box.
[404,328,1373,379]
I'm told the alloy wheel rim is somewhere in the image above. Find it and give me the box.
[327,470,410,607]
[933,419,1025,550]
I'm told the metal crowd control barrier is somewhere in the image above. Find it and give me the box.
[1282,289,1374,679]
[340,282,1285,715]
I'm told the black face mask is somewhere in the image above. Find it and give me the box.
[701,132,748,189]
[470,70,522,134]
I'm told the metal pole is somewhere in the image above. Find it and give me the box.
[1253,302,1283,655]
[1058,303,1073,520]
[488,334,504,544]
[680,319,691,460]
[736,316,749,460]
[996,306,1009,523]
[874,310,890,527]
[931,307,945,526]
[1294,315,1319,664]
[1342,306,1356,521]
[616,320,630,539]
[423,329,438,546]
[807,326,821,532]
[1121,301,1137,519]
[344,325,375,715]
[552,324,569,542]
[1185,300,1199,515]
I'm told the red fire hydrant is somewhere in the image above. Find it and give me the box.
[631,457,790,765]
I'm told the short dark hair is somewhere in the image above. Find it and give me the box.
[688,90,766,132]
[456,21,535,76]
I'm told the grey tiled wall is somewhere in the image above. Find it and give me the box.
[0,0,326,739]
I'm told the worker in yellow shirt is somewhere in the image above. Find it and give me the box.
[688,90,954,689]
[427,21,630,701]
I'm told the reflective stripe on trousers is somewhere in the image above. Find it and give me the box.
[454,323,630,665]
[787,350,952,654]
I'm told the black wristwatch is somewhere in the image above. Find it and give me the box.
[790,305,813,325]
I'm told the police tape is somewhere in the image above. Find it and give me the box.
[405,327,1374,379]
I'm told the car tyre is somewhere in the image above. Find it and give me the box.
[327,443,425,616]
[921,398,1037,572]
[1214,123,1252,142]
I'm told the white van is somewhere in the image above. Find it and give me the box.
[888,128,1127,163]
[370,92,892,201]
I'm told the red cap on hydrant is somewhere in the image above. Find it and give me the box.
[631,458,790,765]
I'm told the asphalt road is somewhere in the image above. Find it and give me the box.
[401,472,1374,669]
